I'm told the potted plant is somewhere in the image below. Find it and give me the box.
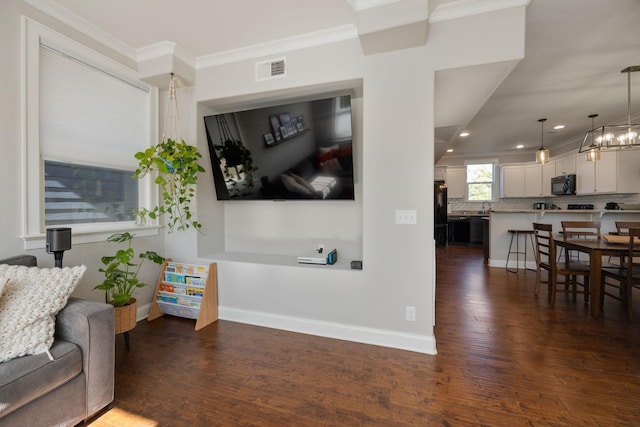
[94,232,165,334]
[133,137,206,232]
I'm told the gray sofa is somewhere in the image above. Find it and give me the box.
[0,255,115,426]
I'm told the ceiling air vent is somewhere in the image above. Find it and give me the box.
[255,57,287,81]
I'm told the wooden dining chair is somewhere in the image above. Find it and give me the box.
[560,220,602,263]
[533,223,591,306]
[613,221,640,266]
[601,227,640,321]
[615,221,640,234]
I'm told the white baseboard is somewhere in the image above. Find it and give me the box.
[138,303,436,355]
[138,302,152,322]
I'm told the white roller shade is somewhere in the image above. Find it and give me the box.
[39,45,149,169]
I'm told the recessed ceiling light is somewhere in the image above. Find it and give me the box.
[459,132,470,137]
[516,144,524,149]
[553,125,565,130]
[446,149,454,153]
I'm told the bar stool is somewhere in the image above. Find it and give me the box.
[506,229,536,273]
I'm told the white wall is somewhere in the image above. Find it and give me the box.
[188,7,526,353]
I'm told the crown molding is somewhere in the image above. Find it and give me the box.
[429,0,530,23]
[22,0,137,60]
[347,0,402,12]
[136,41,196,69]
[24,0,529,75]
[196,24,358,70]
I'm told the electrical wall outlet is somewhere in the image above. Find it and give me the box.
[406,306,416,321]
[395,209,417,225]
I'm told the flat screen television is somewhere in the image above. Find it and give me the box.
[204,94,354,201]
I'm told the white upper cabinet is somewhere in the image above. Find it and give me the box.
[434,166,446,181]
[524,164,543,197]
[576,150,640,195]
[575,155,598,194]
[500,164,525,198]
[524,162,556,197]
[617,150,640,193]
[554,155,576,176]
[541,161,556,196]
[446,167,466,199]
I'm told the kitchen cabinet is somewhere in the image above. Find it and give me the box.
[524,161,556,197]
[542,161,556,196]
[525,162,556,197]
[576,150,640,195]
[434,166,446,181]
[524,164,542,197]
[500,165,525,198]
[617,150,640,192]
[576,151,614,194]
[554,155,576,176]
[446,167,466,199]
[447,216,470,244]
[470,216,484,245]
[482,218,490,261]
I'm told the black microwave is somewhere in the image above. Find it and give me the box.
[551,174,576,195]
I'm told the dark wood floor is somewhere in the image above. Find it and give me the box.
[92,245,640,426]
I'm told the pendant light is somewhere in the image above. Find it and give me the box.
[535,118,550,164]
[585,114,601,162]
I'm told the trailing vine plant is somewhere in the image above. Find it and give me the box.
[133,74,205,232]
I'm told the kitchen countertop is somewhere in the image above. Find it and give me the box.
[448,212,490,217]
[448,214,489,219]
[490,209,640,214]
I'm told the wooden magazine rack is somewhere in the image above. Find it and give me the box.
[148,259,218,331]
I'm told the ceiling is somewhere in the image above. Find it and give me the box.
[49,0,356,57]
[435,0,640,163]
[48,0,640,164]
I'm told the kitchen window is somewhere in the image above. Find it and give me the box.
[466,161,497,201]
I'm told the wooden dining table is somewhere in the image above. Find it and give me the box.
[553,235,630,318]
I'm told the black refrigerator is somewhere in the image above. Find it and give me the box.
[434,181,448,246]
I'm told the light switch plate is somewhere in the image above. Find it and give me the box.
[395,209,417,225]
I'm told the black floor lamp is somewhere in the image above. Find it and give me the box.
[46,227,72,268]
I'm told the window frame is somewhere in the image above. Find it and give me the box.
[464,159,498,202]
[22,18,160,249]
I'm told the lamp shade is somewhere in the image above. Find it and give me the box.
[536,147,550,164]
[586,148,600,162]
[583,114,601,162]
[46,228,72,253]
[535,118,549,164]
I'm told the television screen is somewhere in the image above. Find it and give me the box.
[204,95,354,201]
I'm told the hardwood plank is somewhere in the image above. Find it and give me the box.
[88,245,640,426]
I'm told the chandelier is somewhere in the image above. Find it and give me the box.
[579,66,640,153]
[535,118,549,164]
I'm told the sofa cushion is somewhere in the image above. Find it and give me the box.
[0,265,86,363]
[0,339,82,419]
